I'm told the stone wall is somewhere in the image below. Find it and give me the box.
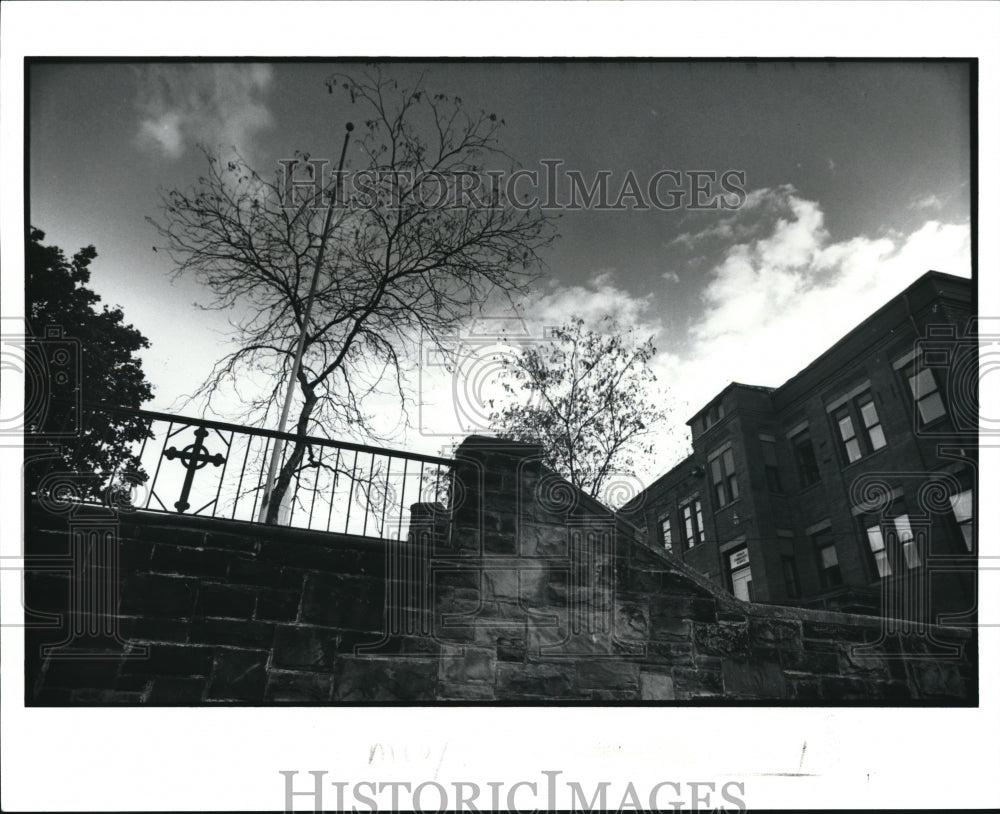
[24,436,975,704]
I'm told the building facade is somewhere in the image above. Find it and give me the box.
[621,271,976,623]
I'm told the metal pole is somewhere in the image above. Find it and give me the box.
[259,122,353,523]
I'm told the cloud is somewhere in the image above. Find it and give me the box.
[520,270,658,336]
[662,271,680,284]
[415,186,971,484]
[908,193,944,211]
[659,185,971,422]
[134,64,274,160]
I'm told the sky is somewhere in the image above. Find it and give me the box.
[26,59,973,487]
[3,4,999,811]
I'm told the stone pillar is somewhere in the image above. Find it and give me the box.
[436,436,630,691]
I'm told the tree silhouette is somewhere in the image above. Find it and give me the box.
[148,69,554,522]
[25,227,154,502]
[489,316,671,507]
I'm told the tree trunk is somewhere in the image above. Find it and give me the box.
[264,389,318,524]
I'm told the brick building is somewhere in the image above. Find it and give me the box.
[621,271,976,623]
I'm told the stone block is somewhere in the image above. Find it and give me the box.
[838,644,890,678]
[818,675,871,701]
[119,539,154,569]
[228,558,283,588]
[272,626,337,670]
[190,618,274,650]
[802,620,876,643]
[201,531,258,553]
[43,656,122,689]
[257,539,363,574]
[672,666,723,697]
[780,649,839,675]
[333,657,438,702]
[516,522,568,558]
[148,676,206,704]
[150,544,231,578]
[639,671,675,700]
[749,618,802,650]
[119,573,197,617]
[646,640,695,667]
[207,649,268,701]
[71,689,145,704]
[347,633,441,658]
[300,573,385,632]
[255,589,301,622]
[786,676,821,701]
[650,595,718,627]
[440,646,495,684]
[867,680,913,701]
[121,615,190,644]
[721,659,786,698]
[196,583,257,619]
[497,636,527,662]
[265,671,334,702]
[436,683,497,701]
[576,660,639,690]
[496,663,574,699]
[120,643,215,677]
[614,601,650,641]
[906,659,965,699]
[693,622,750,658]
[480,568,521,601]
[24,572,70,614]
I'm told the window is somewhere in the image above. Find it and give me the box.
[833,392,886,464]
[728,547,753,601]
[904,365,947,425]
[813,528,842,589]
[703,401,725,431]
[865,511,921,579]
[837,412,862,463]
[895,515,920,569]
[781,555,801,598]
[859,397,886,450]
[866,524,891,578]
[710,448,738,508]
[681,498,704,549]
[791,430,820,487]
[761,437,782,492]
[949,489,973,551]
[659,515,673,551]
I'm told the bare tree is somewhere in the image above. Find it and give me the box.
[148,69,554,522]
[489,316,671,506]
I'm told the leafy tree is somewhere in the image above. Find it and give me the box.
[148,69,554,522]
[488,315,670,507]
[25,227,154,501]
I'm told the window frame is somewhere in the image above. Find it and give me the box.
[896,355,948,427]
[709,447,739,509]
[680,497,705,549]
[812,527,843,590]
[781,554,801,598]
[831,391,887,465]
[727,546,753,601]
[659,514,673,552]
[791,428,820,488]
[949,488,973,552]
[862,508,922,580]
[761,436,783,493]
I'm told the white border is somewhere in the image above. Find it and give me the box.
[2,2,998,811]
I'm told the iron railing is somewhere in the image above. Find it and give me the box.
[47,404,453,540]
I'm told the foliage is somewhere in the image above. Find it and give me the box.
[25,227,154,501]
[147,68,554,522]
[488,315,670,506]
